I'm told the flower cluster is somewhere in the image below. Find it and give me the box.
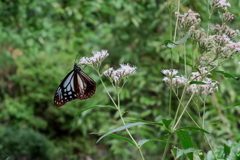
[222,12,235,22]
[103,64,137,84]
[175,9,201,29]
[162,69,186,88]
[162,68,219,95]
[225,42,240,52]
[79,50,109,66]
[162,69,178,77]
[214,24,239,40]
[187,70,219,95]
[211,0,231,10]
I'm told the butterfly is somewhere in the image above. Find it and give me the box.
[54,63,96,107]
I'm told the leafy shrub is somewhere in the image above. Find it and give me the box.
[0,125,53,160]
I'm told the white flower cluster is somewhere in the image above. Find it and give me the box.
[162,68,219,95]
[162,69,186,88]
[212,0,231,10]
[103,64,137,83]
[222,12,235,22]
[175,9,201,29]
[79,50,109,65]
[187,68,218,95]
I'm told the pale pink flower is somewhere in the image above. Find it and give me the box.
[175,9,201,29]
[222,12,235,22]
[103,64,137,83]
[212,0,231,10]
[79,50,109,65]
[162,69,178,77]
[163,76,187,88]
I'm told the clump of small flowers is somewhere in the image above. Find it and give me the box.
[222,12,235,22]
[103,64,137,86]
[187,69,219,95]
[79,50,109,66]
[211,0,231,10]
[162,69,187,88]
[162,68,219,95]
[214,24,239,40]
[175,9,201,30]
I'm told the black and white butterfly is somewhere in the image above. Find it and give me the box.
[54,63,96,107]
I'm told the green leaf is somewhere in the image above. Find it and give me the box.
[176,130,194,160]
[224,143,231,156]
[189,81,206,85]
[173,146,195,159]
[162,34,191,48]
[70,105,116,128]
[223,102,240,110]
[129,119,163,127]
[108,134,136,147]
[179,56,193,67]
[162,119,172,129]
[96,122,148,143]
[137,138,169,147]
[175,126,210,134]
[212,71,238,80]
[174,33,192,44]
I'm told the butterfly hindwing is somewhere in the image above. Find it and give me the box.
[54,63,96,107]
[74,70,96,100]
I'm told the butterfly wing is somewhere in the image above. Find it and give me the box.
[74,70,96,100]
[54,70,78,107]
[54,64,96,107]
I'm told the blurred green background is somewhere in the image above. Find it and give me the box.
[0,0,240,159]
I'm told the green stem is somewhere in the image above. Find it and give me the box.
[162,133,172,160]
[97,70,145,160]
[204,134,218,160]
[173,91,196,130]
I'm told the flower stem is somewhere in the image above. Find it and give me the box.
[97,70,145,160]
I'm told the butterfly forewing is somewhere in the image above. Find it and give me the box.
[54,63,96,107]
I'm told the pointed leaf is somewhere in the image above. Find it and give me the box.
[162,119,172,129]
[138,138,170,147]
[175,126,210,134]
[96,122,148,143]
[176,130,194,160]
[189,81,207,85]
[173,146,195,159]
[174,33,192,45]
[212,71,238,80]
[108,134,136,147]
[224,143,231,156]
[223,103,240,110]
[129,119,163,127]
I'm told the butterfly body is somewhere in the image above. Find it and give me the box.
[54,63,96,107]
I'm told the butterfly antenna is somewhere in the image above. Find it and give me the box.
[74,51,81,63]
[75,51,86,69]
